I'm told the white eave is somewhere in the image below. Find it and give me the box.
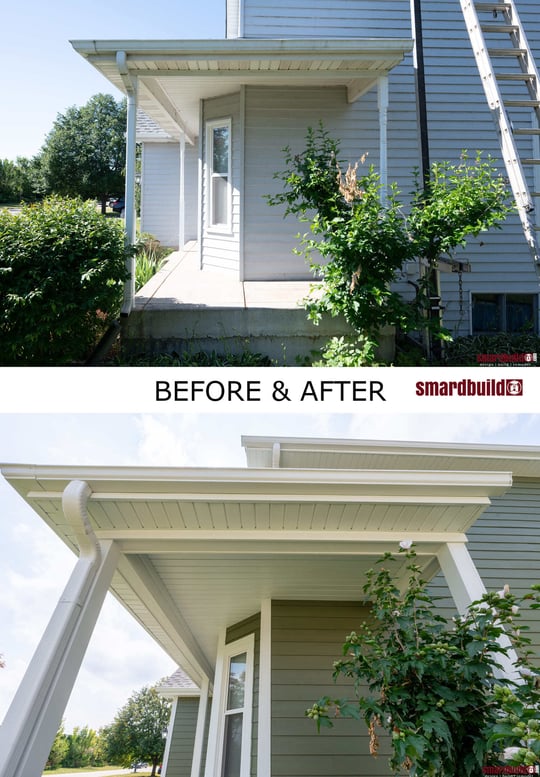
[70,37,413,141]
[0,452,511,688]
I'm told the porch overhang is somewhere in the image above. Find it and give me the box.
[70,37,413,143]
[2,460,510,689]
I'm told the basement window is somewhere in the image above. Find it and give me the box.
[206,119,231,231]
[218,635,254,777]
[471,293,538,334]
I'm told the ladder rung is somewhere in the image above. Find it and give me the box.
[488,47,528,57]
[514,128,540,135]
[522,159,540,165]
[481,23,519,33]
[496,73,537,81]
[504,99,540,107]
[530,192,540,197]
[475,2,512,9]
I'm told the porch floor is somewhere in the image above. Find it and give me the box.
[132,241,314,311]
[122,241,356,363]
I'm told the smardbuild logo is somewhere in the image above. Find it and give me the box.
[415,378,523,397]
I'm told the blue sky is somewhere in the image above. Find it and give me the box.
[2,0,224,161]
[1,411,540,733]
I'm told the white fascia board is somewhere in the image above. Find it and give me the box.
[70,38,413,60]
[1,463,512,490]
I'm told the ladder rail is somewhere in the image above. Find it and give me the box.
[459,0,540,268]
[499,0,540,122]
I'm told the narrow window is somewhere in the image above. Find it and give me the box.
[217,636,254,777]
[207,119,231,230]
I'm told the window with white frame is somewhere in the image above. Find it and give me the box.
[206,119,231,230]
[471,293,538,334]
[217,635,254,777]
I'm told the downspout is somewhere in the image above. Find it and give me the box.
[378,76,389,205]
[0,481,119,777]
[410,0,442,360]
[117,51,138,317]
[179,133,186,249]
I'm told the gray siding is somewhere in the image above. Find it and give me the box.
[165,697,200,777]
[226,613,261,777]
[429,479,540,657]
[201,92,242,273]
[241,0,411,39]
[271,601,391,777]
[141,143,181,248]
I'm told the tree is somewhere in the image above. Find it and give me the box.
[306,544,540,777]
[268,125,510,364]
[46,721,69,770]
[104,685,171,776]
[41,94,126,213]
[65,726,101,767]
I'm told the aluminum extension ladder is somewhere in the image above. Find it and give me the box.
[459,0,540,271]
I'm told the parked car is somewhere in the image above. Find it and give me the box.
[111,197,125,215]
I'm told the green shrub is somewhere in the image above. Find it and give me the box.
[135,234,172,292]
[445,333,540,366]
[0,196,128,365]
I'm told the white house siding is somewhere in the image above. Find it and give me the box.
[243,85,400,281]
[184,142,199,244]
[141,143,181,247]
[232,0,540,332]
[201,93,242,273]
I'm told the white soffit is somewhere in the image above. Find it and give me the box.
[70,37,413,140]
[243,436,540,479]
[0,460,512,681]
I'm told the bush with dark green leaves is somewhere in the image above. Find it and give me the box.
[0,196,128,365]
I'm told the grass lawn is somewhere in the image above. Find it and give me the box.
[44,767,129,774]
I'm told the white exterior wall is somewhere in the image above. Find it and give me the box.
[243,84,417,280]
[201,92,242,273]
[228,0,540,333]
[141,142,199,248]
[141,143,181,247]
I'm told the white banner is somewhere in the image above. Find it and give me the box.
[0,367,537,413]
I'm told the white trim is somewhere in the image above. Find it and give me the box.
[257,600,271,777]
[239,86,245,282]
[205,117,232,233]
[205,630,227,777]
[206,633,255,777]
[179,134,185,248]
[161,698,178,777]
[191,676,210,777]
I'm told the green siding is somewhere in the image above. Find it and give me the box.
[271,601,391,777]
[428,480,540,663]
[165,698,200,777]
[226,613,261,777]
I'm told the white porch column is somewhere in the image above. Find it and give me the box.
[118,50,138,316]
[438,542,520,680]
[179,133,186,249]
[0,481,120,777]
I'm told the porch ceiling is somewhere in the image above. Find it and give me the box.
[71,37,413,141]
[2,461,511,686]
